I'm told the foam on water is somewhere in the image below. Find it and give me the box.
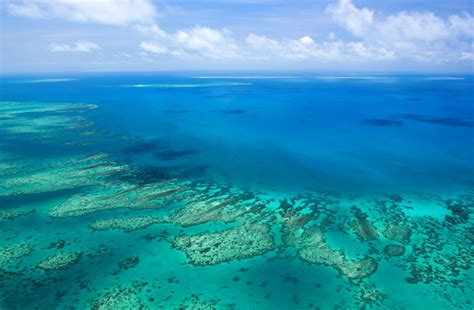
[122,82,252,88]
[193,76,301,79]
[7,78,77,84]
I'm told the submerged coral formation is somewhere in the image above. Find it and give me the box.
[350,206,378,242]
[283,219,377,279]
[0,208,35,221]
[178,294,218,309]
[37,251,82,271]
[383,244,405,257]
[90,216,163,232]
[91,282,147,310]
[112,257,140,275]
[357,283,386,306]
[383,224,412,244]
[0,153,129,198]
[49,179,189,218]
[0,243,34,270]
[169,193,260,227]
[173,224,275,265]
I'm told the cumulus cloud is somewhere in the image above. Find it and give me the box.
[326,0,474,62]
[299,36,315,45]
[246,33,282,51]
[139,41,167,54]
[133,23,168,38]
[7,0,157,25]
[174,26,240,59]
[244,32,393,61]
[135,26,241,59]
[326,0,373,37]
[461,52,474,61]
[49,40,101,53]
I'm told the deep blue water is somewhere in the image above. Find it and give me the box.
[2,73,473,194]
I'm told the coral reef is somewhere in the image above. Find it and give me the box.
[90,216,163,232]
[0,208,35,221]
[283,218,377,279]
[383,244,405,257]
[445,199,470,225]
[91,282,147,310]
[350,206,378,242]
[169,193,259,227]
[178,294,217,309]
[112,257,140,275]
[357,283,386,306]
[49,180,188,218]
[0,243,34,269]
[383,224,411,244]
[173,224,275,265]
[37,251,82,271]
[0,154,129,198]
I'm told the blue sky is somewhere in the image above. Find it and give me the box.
[1,0,473,73]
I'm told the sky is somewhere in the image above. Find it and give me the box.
[1,0,473,73]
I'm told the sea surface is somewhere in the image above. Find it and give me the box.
[0,73,473,309]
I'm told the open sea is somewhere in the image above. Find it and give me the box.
[0,73,473,309]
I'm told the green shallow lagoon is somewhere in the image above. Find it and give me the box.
[0,75,473,309]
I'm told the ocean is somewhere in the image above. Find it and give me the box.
[0,73,473,309]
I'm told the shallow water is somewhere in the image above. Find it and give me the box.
[0,73,473,309]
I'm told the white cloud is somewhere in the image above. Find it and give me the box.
[49,40,101,53]
[326,0,474,42]
[325,0,474,63]
[133,23,168,38]
[171,49,192,59]
[6,1,45,18]
[326,0,373,37]
[449,13,474,38]
[246,33,282,51]
[174,26,240,59]
[244,32,393,62]
[299,36,315,45]
[379,11,450,41]
[347,42,394,60]
[461,52,474,61]
[139,41,167,54]
[7,0,157,26]
[135,25,240,59]
[288,37,319,59]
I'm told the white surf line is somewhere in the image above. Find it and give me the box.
[8,78,77,84]
[192,76,301,79]
[122,82,252,88]
[423,77,465,80]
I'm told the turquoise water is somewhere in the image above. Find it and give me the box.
[0,73,473,309]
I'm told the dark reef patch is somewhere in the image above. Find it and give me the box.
[217,109,248,114]
[445,199,470,225]
[112,257,140,275]
[122,141,160,154]
[383,244,405,257]
[115,165,173,184]
[401,114,474,127]
[161,109,192,114]
[154,149,200,161]
[363,119,404,127]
